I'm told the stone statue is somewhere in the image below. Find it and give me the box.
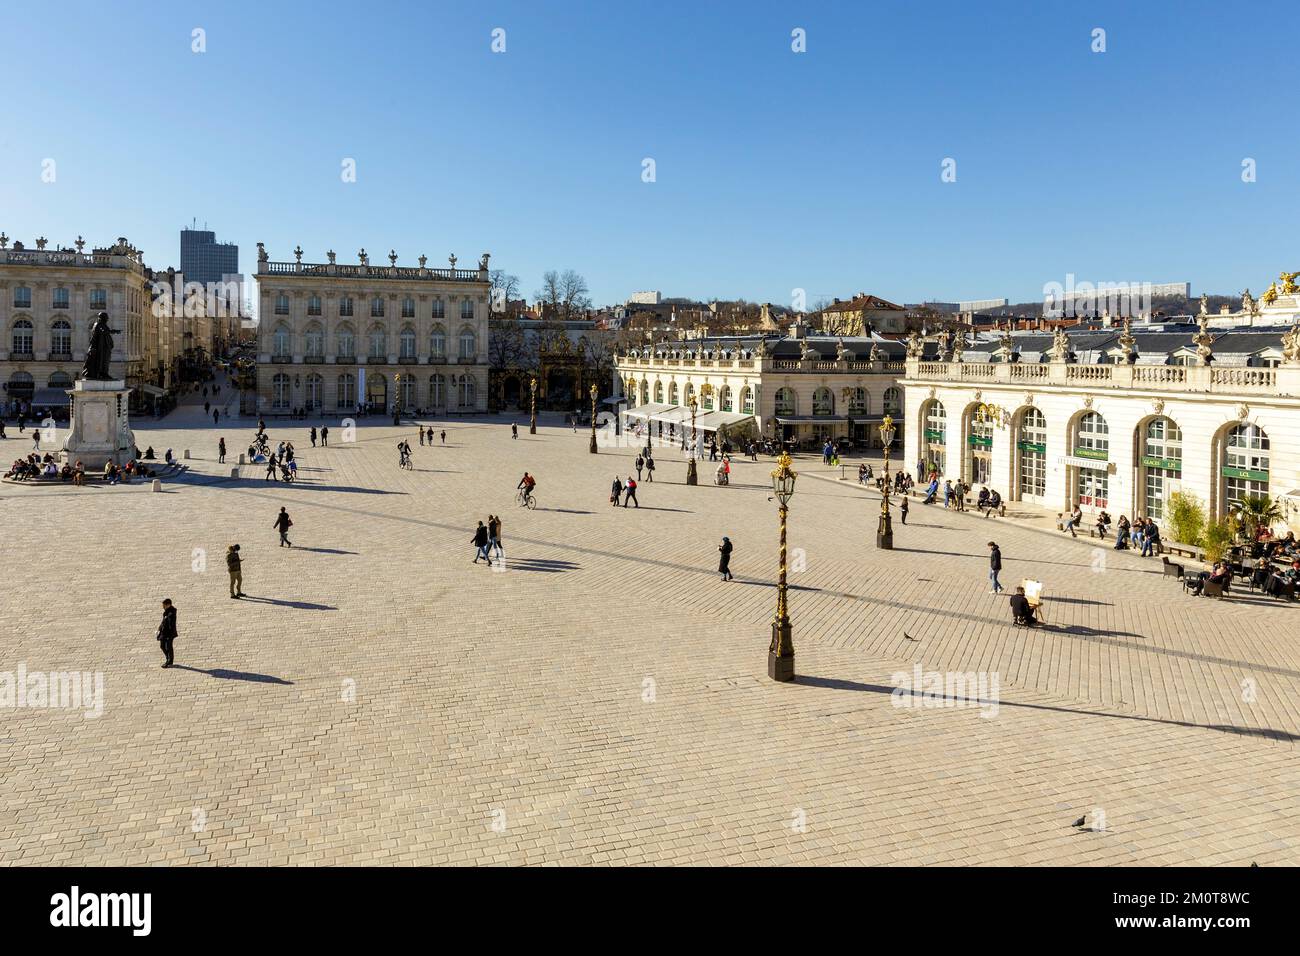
[1193,314,1214,366]
[951,332,964,363]
[80,312,119,381]
[1198,293,1209,316]
[256,242,268,263]
[905,331,923,358]
[936,328,951,360]
[1117,316,1137,365]
[1050,326,1070,362]
[868,342,882,363]
[1282,271,1299,295]
[479,253,491,271]
[835,337,848,361]
[1282,320,1300,365]
[1241,288,1255,316]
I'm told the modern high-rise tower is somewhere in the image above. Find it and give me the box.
[179,226,238,287]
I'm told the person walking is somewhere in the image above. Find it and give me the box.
[489,514,504,559]
[156,598,178,668]
[900,496,909,525]
[265,455,278,481]
[988,541,1004,594]
[610,476,623,507]
[310,426,317,447]
[218,437,226,464]
[635,454,644,481]
[512,423,518,440]
[227,544,244,598]
[274,506,293,547]
[472,521,492,565]
[718,536,734,581]
[321,425,329,446]
[426,426,434,445]
[645,456,655,482]
[419,427,426,446]
[213,409,220,425]
[623,476,639,508]
[440,430,446,445]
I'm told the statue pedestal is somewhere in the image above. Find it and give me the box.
[60,380,136,469]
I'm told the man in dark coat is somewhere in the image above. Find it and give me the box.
[156,599,178,667]
[718,536,734,581]
[274,507,293,547]
[1009,587,1035,626]
[472,521,492,565]
[988,541,1004,593]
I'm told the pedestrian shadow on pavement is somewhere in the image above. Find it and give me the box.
[505,558,579,573]
[541,508,594,514]
[238,597,338,610]
[171,665,294,685]
[293,547,358,555]
[790,676,1300,742]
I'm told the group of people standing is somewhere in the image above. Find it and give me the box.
[472,516,504,566]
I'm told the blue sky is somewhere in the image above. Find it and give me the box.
[1,0,1296,309]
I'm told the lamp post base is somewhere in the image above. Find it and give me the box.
[686,459,697,485]
[589,435,598,454]
[877,510,894,549]
[529,422,536,435]
[768,649,796,682]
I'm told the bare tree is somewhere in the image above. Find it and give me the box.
[489,270,521,317]
[489,317,532,370]
[535,269,592,322]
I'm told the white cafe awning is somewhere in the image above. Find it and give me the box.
[694,410,756,433]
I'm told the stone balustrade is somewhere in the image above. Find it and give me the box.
[905,357,1300,396]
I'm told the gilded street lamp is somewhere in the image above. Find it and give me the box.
[685,396,699,485]
[877,414,896,549]
[393,372,401,426]
[529,377,537,434]
[768,451,798,682]
[588,383,598,453]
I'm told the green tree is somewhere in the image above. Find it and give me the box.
[1232,495,1282,541]
[1167,490,1206,547]
[1202,518,1235,564]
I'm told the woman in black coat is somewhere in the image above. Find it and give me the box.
[718,536,734,581]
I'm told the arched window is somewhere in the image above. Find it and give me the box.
[272,372,291,410]
[429,374,445,408]
[368,325,386,359]
[1074,411,1109,508]
[272,324,291,357]
[400,375,416,409]
[459,326,477,360]
[684,383,696,406]
[304,373,323,410]
[968,404,994,486]
[458,374,476,408]
[883,387,902,418]
[848,387,868,415]
[48,371,73,389]
[1223,423,1270,508]
[430,325,447,358]
[11,320,33,354]
[336,324,355,358]
[668,382,678,404]
[1017,407,1047,499]
[741,387,755,415]
[1141,417,1183,521]
[720,385,733,412]
[774,387,796,416]
[812,387,834,416]
[654,381,664,404]
[640,381,649,405]
[304,323,324,358]
[336,374,356,408]
[922,400,947,474]
[399,325,417,359]
[702,386,715,411]
[50,320,72,355]
[7,371,34,401]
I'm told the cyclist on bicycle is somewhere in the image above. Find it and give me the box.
[517,471,536,505]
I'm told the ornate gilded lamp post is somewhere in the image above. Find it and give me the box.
[685,396,699,485]
[529,377,537,434]
[877,414,896,549]
[769,452,798,682]
[588,383,598,453]
[393,372,401,426]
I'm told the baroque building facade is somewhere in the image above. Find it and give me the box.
[614,326,908,448]
[0,234,154,416]
[253,245,491,415]
[900,315,1300,533]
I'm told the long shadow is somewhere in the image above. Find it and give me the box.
[540,508,594,514]
[1048,596,1114,607]
[293,547,358,555]
[171,664,294,685]
[791,676,1300,743]
[238,596,338,610]
[505,558,580,573]
[626,506,693,513]
[173,473,406,496]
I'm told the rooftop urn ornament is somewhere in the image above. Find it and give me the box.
[389,249,398,266]
[418,254,427,269]
[256,242,268,263]
[36,236,48,250]
[449,254,457,270]
[1193,314,1214,366]
[294,245,303,263]
[359,248,368,265]
[327,249,336,264]
[75,236,85,253]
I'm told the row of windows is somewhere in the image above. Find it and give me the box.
[6,371,74,389]
[921,400,1270,517]
[10,319,73,354]
[270,323,478,359]
[269,373,478,410]
[774,386,903,418]
[273,294,475,320]
[9,288,109,310]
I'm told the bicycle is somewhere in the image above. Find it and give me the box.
[399,456,413,470]
[515,489,537,509]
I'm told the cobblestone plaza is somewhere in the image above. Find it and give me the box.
[2,398,1297,866]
